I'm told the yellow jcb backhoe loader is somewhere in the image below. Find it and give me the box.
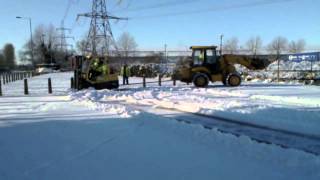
[174,46,271,87]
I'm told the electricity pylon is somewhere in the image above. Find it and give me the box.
[56,21,74,53]
[77,0,127,56]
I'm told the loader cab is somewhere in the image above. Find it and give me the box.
[191,46,218,66]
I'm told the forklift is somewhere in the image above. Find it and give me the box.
[73,55,119,90]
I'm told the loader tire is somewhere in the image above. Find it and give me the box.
[193,73,209,88]
[228,73,242,87]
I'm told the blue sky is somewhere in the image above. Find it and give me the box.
[0,0,319,55]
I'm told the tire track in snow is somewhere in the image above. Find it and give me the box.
[114,101,320,156]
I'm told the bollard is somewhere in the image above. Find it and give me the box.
[158,74,162,86]
[48,78,52,94]
[74,70,79,90]
[173,79,176,86]
[24,79,29,95]
[5,74,8,84]
[0,79,2,96]
[71,77,74,89]
[143,76,146,88]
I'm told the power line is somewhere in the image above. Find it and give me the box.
[62,0,72,21]
[115,0,201,13]
[128,0,296,20]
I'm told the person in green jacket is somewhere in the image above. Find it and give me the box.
[121,64,130,85]
[199,50,205,63]
[90,58,109,81]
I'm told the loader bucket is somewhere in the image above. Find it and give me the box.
[251,58,272,70]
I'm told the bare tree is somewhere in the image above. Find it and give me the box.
[223,37,239,54]
[267,36,288,82]
[267,36,288,57]
[246,36,262,56]
[117,32,138,58]
[76,39,88,56]
[288,39,306,53]
[19,24,63,66]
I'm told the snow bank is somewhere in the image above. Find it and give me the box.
[69,80,320,136]
[69,88,140,118]
[237,61,320,82]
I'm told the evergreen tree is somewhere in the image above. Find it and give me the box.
[3,44,16,69]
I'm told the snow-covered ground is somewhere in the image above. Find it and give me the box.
[1,72,73,96]
[81,77,320,137]
[1,72,320,180]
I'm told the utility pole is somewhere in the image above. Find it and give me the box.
[77,0,128,57]
[220,34,224,55]
[16,16,34,63]
[165,44,167,61]
[164,44,168,74]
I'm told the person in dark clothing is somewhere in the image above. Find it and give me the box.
[121,64,130,85]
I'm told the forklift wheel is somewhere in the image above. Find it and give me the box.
[193,73,209,88]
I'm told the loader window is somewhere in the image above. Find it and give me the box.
[206,50,217,64]
[193,50,205,65]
